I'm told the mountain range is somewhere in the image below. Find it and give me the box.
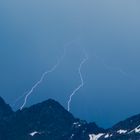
[0,97,140,140]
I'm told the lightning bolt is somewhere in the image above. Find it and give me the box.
[67,49,88,112]
[93,53,129,77]
[20,59,62,110]
[20,39,77,110]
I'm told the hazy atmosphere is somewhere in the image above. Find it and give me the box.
[0,0,140,128]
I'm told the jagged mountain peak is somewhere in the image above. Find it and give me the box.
[20,98,67,112]
[18,98,75,123]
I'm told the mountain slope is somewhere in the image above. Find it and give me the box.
[89,114,140,140]
[0,97,13,118]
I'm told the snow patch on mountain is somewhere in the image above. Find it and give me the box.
[104,134,109,138]
[30,131,39,136]
[129,125,140,133]
[117,129,127,134]
[135,125,140,133]
[89,133,104,140]
[104,133,113,138]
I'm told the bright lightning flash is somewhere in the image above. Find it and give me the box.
[20,45,68,110]
[67,49,88,112]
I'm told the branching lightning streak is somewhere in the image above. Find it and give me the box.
[67,49,88,112]
[20,61,61,110]
[93,53,129,77]
[20,42,71,110]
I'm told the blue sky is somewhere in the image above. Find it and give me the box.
[0,0,140,128]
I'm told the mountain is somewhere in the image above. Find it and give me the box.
[0,97,104,140]
[0,97,140,140]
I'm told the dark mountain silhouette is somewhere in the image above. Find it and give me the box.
[100,114,140,140]
[0,97,13,118]
[0,96,139,140]
[0,97,104,140]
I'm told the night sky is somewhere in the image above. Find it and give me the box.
[0,0,140,128]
